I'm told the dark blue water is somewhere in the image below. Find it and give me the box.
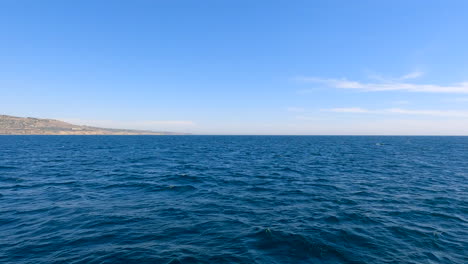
[0,136,467,263]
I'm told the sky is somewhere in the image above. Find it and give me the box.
[1,0,468,135]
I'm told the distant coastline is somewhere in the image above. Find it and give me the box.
[0,115,188,135]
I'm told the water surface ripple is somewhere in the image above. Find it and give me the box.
[0,136,467,263]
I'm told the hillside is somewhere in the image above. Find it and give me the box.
[0,115,184,135]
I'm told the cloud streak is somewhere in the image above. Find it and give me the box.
[61,119,196,131]
[323,108,468,117]
[325,107,369,113]
[286,107,306,112]
[297,75,468,94]
[447,97,468,102]
[399,71,424,80]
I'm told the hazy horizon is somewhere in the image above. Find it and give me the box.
[2,1,468,135]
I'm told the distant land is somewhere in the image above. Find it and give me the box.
[0,115,187,135]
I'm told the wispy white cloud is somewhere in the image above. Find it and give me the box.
[392,100,410,105]
[296,73,468,93]
[322,107,468,117]
[130,120,195,126]
[295,115,326,121]
[366,71,423,82]
[324,107,370,113]
[399,71,424,80]
[290,119,468,135]
[286,107,305,112]
[446,97,468,102]
[385,108,468,117]
[61,118,196,131]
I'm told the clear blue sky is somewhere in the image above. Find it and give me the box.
[2,0,468,134]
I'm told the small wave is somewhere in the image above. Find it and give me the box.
[102,182,162,192]
[249,228,350,262]
[246,186,273,192]
[163,174,204,184]
[163,185,197,192]
[166,259,183,264]
[0,176,23,183]
[0,165,18,170]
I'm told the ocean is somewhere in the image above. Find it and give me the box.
[0,136,467,263]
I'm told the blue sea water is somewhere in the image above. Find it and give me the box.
[0,136,467,264]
